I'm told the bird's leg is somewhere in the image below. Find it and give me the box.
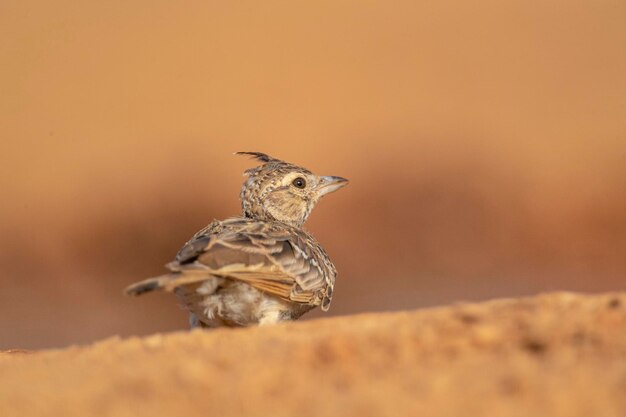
[189,314,213,328]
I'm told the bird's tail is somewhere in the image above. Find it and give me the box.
[124,274,178,296]
[124,271,214,296]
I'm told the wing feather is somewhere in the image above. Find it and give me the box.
[170,218,335,307]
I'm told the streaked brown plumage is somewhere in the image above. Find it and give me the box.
[124,152,348,327]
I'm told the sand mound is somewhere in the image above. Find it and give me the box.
[1,292,625,417]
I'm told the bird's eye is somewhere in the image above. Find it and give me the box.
[292,177,306,189]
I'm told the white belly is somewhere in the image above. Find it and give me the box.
[175,278,293,327]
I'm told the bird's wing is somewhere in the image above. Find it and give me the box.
[171,218,335,309]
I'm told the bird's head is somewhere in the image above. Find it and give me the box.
[237,152,348,227]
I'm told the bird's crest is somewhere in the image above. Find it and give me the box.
[236,151,295,177]
[235,152,279,163]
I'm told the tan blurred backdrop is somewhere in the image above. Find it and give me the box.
[1,1,625,349]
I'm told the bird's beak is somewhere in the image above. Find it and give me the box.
[317,176,349,197]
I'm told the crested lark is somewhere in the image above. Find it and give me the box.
[125,152,348,327]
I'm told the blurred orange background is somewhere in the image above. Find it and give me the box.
[1,1,624,349]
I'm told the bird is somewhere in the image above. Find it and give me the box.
[124,152,348,328]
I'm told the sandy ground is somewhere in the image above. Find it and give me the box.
[1,292,625,417]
